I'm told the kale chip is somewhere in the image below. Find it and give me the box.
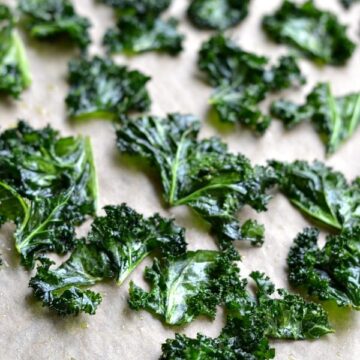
[129,250,239,325]
[160,268,332,358]
[0,121,98,267]
[288,227,360,309]
[29,204,187,315]
[99,0,171,16]
[270,160,360,231]
[116,113,276,248]
[271,82,360,154]
[187,0,251,31]
[198,34,305,134]
[262,0,356,65]
[65,56,151,120]
[103,15,184,55]
[18,0,92,49]
[0,4,31,98]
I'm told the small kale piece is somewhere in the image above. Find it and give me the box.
[116,113,276,248]
[103,15,184,55]
[271,82,360,154]
[262,0,356,65]
[29,204,187,315]
[288,227,360,309]
[340,0,360,9]
[18,0,91,49]
[0,121,98,223]
[0,4,31,98]
[99,0,171,16]
[270,160,360,231]
[187,0,251,31]
[129,250,239,325]
[66,56,151,120]
[198,34,305,133]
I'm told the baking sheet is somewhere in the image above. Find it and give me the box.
[0,0,359,359]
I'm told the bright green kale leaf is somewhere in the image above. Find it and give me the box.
[160,331,275,360]
[340,0,360,8]
[0,182,76,268]
[288,227,360,309]
[18,0,91,49]
[160,269,331,359]
[116,113,276,248]
[29,204,187,315]
[198,34,305,133]
[65,56,151,120]
[249,271,333,339]
[262,0,356,65]
[271,82,360,154]
[270,160,360,231]
[103,15,184,55]
[0,4,31,98]
[129,250,239,325]
[0,121,98,223]
[187,0,251,31]
[99,0,171,16]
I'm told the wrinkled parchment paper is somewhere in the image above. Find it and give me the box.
[0,0,359,359]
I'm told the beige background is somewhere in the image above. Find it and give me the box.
[0,0,359,359]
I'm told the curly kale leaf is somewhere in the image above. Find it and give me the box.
[250,271,333,339]
[160,269,331,358]
[99,0,171,16]
[116,113,276,247]
[187,0,251,31]
[198,34,305,133]
[161,332,275,360]
[103,15,184,55]
[262,0,356,65]
[29,204,187,315]
[270,160,360,231]
[87,204,187,283]
[271,83,360,154]
[66,56,151,120]
[288,227,360,309]
[340,0,360,8]
[18,0,91,49]
[0,121,98,223]
[129,250,240,325]
[0,4,31,98]
[0,182,76,268]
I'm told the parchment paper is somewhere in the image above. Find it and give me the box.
[0,0,359,359]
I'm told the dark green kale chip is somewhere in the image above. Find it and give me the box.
[18,0,92,49]
[129,250,239,325]
[99,0,171,16]
[340,0,360,9]
[262,0,356,65]
[116,113,276,248]
[0,121,98,267]
[271,82,360,154]
[187,0,251,31]
[160,268,332,358]
[198,34,305,133]
[103,15,184,55]
[0,121,98,222]
[29,204,187,315]
[0,4,31,98]
[65,56,151,120]
[288,227,360,309]
[270,160,360,231]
